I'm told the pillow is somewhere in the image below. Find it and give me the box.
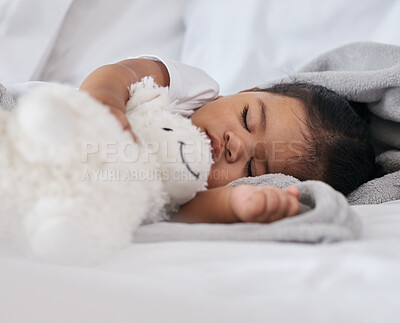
[180,0,400,94]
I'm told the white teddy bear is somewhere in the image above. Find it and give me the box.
[0,77,212,265]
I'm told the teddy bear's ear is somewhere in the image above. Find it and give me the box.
[126,76,169,112]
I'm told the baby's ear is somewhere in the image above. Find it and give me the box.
[239,87,259,93]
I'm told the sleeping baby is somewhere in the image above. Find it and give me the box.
[79,57,376,224]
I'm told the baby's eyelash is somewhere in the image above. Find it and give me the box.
[241,105,250,132]
[245,157,253,177]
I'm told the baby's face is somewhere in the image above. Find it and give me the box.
[190,91,309,188]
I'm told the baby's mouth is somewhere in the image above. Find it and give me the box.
[205,130,221,162]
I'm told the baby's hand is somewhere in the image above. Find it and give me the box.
[230,185,300,223]
[109,106,137,142]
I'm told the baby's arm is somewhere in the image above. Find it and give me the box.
[79,58,170,140]
[171,185,300,224]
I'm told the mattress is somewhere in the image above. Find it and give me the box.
[1,201,399,323]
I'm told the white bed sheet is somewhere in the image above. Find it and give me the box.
[1,201,400,323]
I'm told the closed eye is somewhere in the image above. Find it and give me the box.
[245,157,253,177]
[241,104,250,132]
[241,104,253,177]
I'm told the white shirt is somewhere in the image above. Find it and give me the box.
[134,55,220,116]
[5,57,220,117]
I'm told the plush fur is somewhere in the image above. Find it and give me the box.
[0,77,212,265]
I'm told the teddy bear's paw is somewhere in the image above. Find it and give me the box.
[30,217,89,265]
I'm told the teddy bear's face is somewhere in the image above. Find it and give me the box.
[125,76,213,205]
[146,125,212,205]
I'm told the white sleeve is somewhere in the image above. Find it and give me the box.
[135,55,220,117]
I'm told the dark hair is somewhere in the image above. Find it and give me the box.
[257,82,379,195]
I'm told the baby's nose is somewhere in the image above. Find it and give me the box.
[224,131,249,163]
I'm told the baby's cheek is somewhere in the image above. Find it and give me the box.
[207,164,236,188]
[253,141,268,161]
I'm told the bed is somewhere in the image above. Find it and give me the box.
[1,0,400,322]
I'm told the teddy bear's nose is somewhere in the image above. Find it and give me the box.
[162,127,173,132]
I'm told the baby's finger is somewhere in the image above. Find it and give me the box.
[230,185,265,222]
[266,189,292,222]
[127,128,138,142]
[261,188,300,223]
[284,185,300,199]
[262,188,280,220]
[275,192,301,219]
[254,188,285,223]
[109,108,128,127]
[109,108,137,142]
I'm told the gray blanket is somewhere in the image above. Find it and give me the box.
[2,42,398,243]
[270,41,400,205]
[134,179,361,243]
[0,84,15,111]
[135,41,399,243]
